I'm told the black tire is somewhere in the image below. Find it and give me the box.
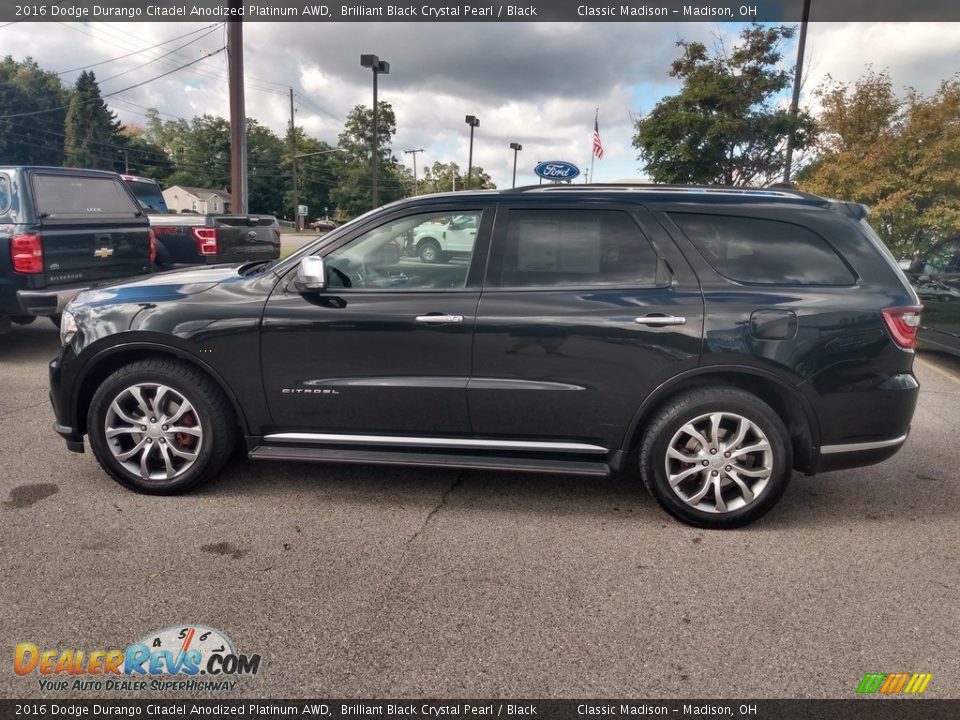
[418,238,441,264]
[87,359,236,494]
[639,387,792,529]
[11,316,36,326]
[49,314,61,329]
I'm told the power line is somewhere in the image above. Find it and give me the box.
[0,48,226,120]
[97,27,222,84]
[53,23,222,76]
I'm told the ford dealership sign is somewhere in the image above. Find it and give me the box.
[534,161,580,181]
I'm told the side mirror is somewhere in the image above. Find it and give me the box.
[294,256,326,293]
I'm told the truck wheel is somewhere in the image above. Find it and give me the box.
[418,238,441,264]
[87,359,236,494]
[12,316,36,326]
[639,387,792,529]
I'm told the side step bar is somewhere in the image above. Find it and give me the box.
[248,445,611,477]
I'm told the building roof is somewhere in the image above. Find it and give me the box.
[166,186,232,202]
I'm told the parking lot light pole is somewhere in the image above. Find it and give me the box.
[465,115,480,190]
[361,54,390,209]
[509,142,522,188]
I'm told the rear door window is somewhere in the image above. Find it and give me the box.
[496,208,669,288]
[32,174,140,219]
[669,212,855,286]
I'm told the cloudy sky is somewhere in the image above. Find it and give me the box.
[4,21,960,188]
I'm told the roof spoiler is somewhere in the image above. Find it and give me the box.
[837,200,870,220]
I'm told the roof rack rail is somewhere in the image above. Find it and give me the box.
[513,182,813,199]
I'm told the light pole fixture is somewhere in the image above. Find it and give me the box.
[509,142,522,188]
[465,114,480,190]
[360,53,390,208]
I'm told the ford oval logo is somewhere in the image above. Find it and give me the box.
[534,161,581,181]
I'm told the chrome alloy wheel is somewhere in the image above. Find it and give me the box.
[664,412,773,514]
[104,383,203,482]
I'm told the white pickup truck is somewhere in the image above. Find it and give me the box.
[411,214,478,263]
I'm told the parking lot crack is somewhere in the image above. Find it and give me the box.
[404,470,464,552]
[0,400,49,420]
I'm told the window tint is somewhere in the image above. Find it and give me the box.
[918,239,960,275]
[324,210,481,291]
[33,174,139,217]
[0,175,10,214]
[671,213,855,286]
[500,209,666,288]
[124,179,169,214]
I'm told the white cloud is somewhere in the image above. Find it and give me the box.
[4,21,960,187]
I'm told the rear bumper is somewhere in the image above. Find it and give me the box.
[17,285,88,317]
[815,432,908,472]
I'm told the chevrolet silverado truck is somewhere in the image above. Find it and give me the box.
[0,166,154,334]
[121,175,280,269]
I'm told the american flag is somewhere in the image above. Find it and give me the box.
[592,116,604,159]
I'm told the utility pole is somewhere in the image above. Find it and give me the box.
[783,0,812,184]
[404,148,424,195]
[227,6,246,213]
[289,88,299,231]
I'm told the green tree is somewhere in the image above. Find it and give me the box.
[330,101,409,218]
[64,71,123,170]
[283,127,339,223]
[115,124,174,182]
[418,161,496,194]
[246,118,286,215]
[799,71,960,258]
[0,56,69,166]
[164,114,231,190]
[632,25,816,186]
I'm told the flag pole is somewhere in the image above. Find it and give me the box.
[590,108,597,184]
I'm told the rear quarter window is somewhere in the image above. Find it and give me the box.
[32,174,139,218]
[0,174,10,214]
[670,212,856,286]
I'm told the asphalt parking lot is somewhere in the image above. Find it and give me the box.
[1,322,958,700]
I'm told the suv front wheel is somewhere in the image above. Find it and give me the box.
[87,359,236,494]
[639,387,792,529]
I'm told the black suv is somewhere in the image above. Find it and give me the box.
[49,185,921,528]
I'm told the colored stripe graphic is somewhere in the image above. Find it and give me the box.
[904,673,933,694]
[880,673,909,693]
[857,673,887,693]
[857,672,932,694]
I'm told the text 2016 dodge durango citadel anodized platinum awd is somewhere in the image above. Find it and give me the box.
[49,184,921,529]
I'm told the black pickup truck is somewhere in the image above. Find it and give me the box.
[121,175,280,269]
[0,166,154,333]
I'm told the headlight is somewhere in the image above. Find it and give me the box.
[60,310,78,347]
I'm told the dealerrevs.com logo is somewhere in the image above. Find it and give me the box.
[14,625,261,693]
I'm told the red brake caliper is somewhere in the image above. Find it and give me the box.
[176,413,197,449]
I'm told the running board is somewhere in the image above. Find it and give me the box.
[248,445,611,477]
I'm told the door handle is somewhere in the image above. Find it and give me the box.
[415,314,464,324]
[634,315,686,326]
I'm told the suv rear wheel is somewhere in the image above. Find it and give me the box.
[639,387,791,529]
[87,359,236,494]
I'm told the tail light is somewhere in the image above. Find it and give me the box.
[148,229,157,264]
[881,306,923,349]
[191,227,218,256]
[11,233,44,274]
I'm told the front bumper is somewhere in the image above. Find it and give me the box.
[49,356,85,453]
